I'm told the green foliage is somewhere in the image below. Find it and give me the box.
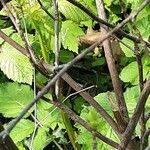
[0,28,33,84]
[124,85,150,115]
[58,0,90,23]
[120,38,135,57]
[0,49,33,85]
[32,127,53,150]
[120,55,150,85]
[94,93,113,115]
[59,50,74,63]
[61,20,84,53]
[120,61,139,85]
[0,83,33,118]
[10,119,34,143]
[36,100,64,129]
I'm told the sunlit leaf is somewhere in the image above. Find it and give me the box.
[32,127,53,150]
[0,82,33,118]
[61,20,84,53]
[10,119,34,143]
[58,0,90,23]
[0,49,33,85]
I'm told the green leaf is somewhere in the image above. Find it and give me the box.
[80,0,97,14]
[61,20,84,53]
[59,50,74,63]
[120,38,135,57]
[32,127,53,150]
[136,16,150,40]
[0,49,33,85]
[124,86,140,115]
[120,61,138,85]
[10,119,34,143]
[94,93,113,114]
[16,142,26,150]
[104,0,112,6]
[92,57,105,67]
[37,102,64,129]
[0,82,33,118]
[58,0,90,23]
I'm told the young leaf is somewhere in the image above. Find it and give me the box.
[61,20,84,53]
[0,82,33,118]
[0,49,33,85]
[10,119,34,143]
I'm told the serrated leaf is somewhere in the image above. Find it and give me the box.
[0,82,33,118]
[10,119,34,143]
[0,49,33,85]
[61,20,84,53]
[32,127,53,150]
[120,61,138,85]
[58,0,90,23]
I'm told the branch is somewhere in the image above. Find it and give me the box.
[50,100,119,149]
[66,0,150,48]
[141,128,150,149]
[0,122,18,150]
[118,78,150,150]
[95,0,129,129]
[145,111,150,122]
[61,73,120,137]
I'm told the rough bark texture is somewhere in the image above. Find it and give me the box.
[0,123,18,150]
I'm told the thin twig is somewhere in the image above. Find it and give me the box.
[141,128,150,149]
[64,85,96,100]
[53,0,60,98]
[30,68,37,150]
[145,111,150,122]
[115,36,135,52]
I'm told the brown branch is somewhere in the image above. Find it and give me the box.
[145,111,150,122]
[141,128,150,149]
[66,0,150,48]
[37,86,119,149]
[95,0,129,130]
[61,73,120,137]
[0,122,18,150]
[118,78,150,150]
[0,30,28,56]
[50,100,119,149]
